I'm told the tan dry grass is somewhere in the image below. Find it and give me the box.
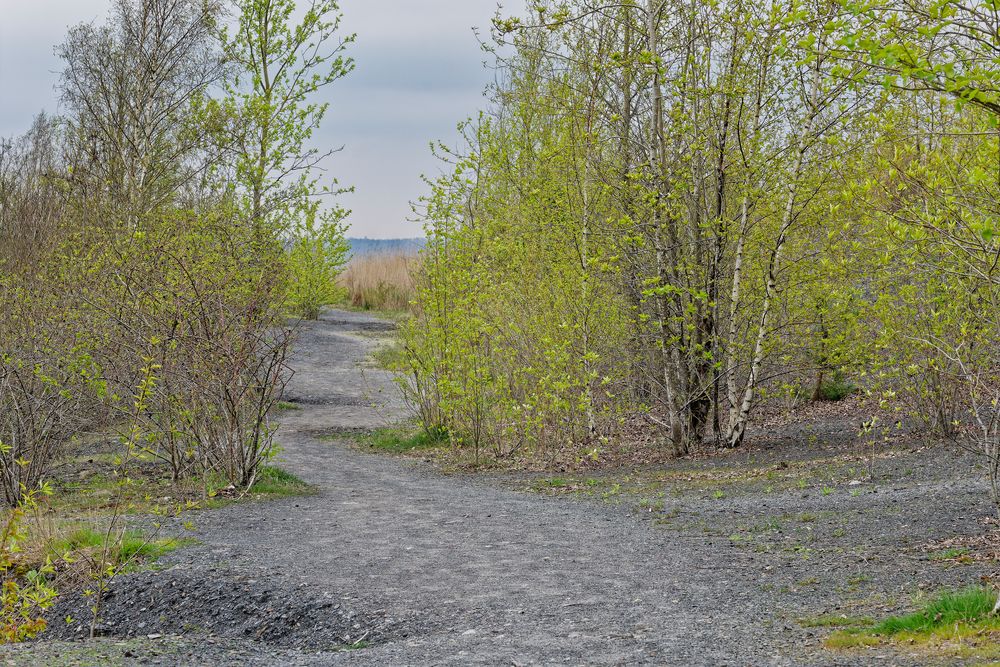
[339,252,419,313]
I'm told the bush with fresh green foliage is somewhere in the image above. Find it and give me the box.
[0,489,58,643]
[286,207,351,320]
[396,0,1000,493]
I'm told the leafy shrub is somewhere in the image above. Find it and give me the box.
[0,490,58,643]
[816,372,856,402]
[286,208,350,320]
[0,277,102,506]
[101,206,295,490]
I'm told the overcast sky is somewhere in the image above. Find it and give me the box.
[0,0,505,238]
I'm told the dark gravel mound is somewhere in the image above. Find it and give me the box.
[47,566,396,651]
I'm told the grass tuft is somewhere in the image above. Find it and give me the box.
[872,587,996,636]
[359,425,449,454]
[826,586,1000,657]
[250,465,313,497]
[928,547,973,563]
[371,341,406,370]
[340,639,371,651]
[46,527,193,570]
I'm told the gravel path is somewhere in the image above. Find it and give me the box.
[8,310,993,665]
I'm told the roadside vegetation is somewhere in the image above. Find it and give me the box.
[0,0,350,642]
[392,1,1000,507]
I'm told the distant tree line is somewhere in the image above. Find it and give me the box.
[347,237,425,257]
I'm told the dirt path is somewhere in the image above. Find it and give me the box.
[170,311,803,665]
[11,310,994,665]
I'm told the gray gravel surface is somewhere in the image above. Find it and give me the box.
[7,309,993,666]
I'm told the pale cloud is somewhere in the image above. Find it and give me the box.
[0,0,505,238]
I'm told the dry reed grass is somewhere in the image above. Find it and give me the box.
[339,252,419,313]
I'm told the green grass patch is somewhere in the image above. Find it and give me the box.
[826,587,1000,658]
[371,341,406,370]
[47,527,193,569]
[337,639,371,651]
[50,474,204,517]
[358,425,449,454]
[275,401,302,411]
[535,477,574,489]
[250,465,313,497]
[824,631,880,649]
[51,464,313,518]
[872,587,996,635]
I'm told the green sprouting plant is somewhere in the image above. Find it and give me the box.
[816,371,856,401]
[601,483,622,500]
[0,487,58,643]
